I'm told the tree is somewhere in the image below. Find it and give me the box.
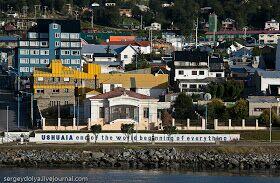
[173,93,193,120]
[90,124,102,143]
[163,125,177,140]
[121,123,134,142]
[258,109,280,127]
[233,99,248,120]
[161,110,173,126]
[207,99,228,120]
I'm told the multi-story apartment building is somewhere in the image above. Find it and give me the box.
[16,19,82,76]
[32,60,101,110]
[171,50,225,93]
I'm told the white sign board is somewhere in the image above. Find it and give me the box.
[30,133,240,143]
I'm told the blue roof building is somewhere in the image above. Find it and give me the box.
[16,19,82,76]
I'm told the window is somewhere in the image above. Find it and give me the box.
[30,67,34,73]
[30,41,39,46]
[190,84,197,89]
[40,41,48,47]
[30,58,40,64]
[53,24,58,29]
[19,49,29,55]
[52,89,59,93]
[62,59,70,64]
[19,41,29,46]
[36,89,44,94]
[20,58,29,64]
[40,59,49,64]
[70,33,79,39]
[37,77,44,81]
[99,107,104,118]
[64,88,69,93]
[19,67,29,72]
[71,50,80,55]
[199,71,204,75]
[71,59,80,64]
[178,70,184,75]
[61,33,69,39]
[71,42,80,47]
[61,42,70,47]
[192,71,197,75]
[124,55,128,59]
[216,73,222,77]
[143,107,149,118]
[64,77,70,82]
[28,32,38,38]
[64,101,69,105]
[55,41,60,47]
[55,33,60,38]
[30,49,39,55]
[40,33,48,38]
[61,50,70,55]
[40,50,49,55]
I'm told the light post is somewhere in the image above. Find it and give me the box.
[19,91,34,128]
[204,93,212,130]
[6,106,9,142]
[269,104,272,143]
[91,3,100,29]
[17,76,20,129]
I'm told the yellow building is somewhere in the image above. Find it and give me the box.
[33,59,101,110]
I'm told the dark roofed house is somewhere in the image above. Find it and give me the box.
[171,50,225,93]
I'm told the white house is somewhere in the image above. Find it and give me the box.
[254,70,280,95]
[82,44,137,67]
[84,87,170,131]
[259,33,280,45]
[265,19,279,31]
[172,50,225,93]
[145,22,161,31]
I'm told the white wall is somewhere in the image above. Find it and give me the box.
[260,77,280,92]
[175,68,209,80]
[119,46,136,66]
[259,34,280,44]
[94,57,117,62]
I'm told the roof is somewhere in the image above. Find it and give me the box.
[178,77,225,83]
[0,36,18,42]
[101,40,150,47]
[99,73,168,89]
[109,36,135,42]
[89,87,155,100]
[86,90,101,95]
[206,30,280,35]
[28,19,81,33]
[173,50,208,62]
[93,53,116,57]
[81,44,128,55]
[257,70,280,78]
[247,96,279,103]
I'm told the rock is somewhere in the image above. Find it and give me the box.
[91,152,104,159]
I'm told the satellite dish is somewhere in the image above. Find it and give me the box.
[204,93,212,101]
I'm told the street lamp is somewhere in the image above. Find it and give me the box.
[6,106,9,142]
[204,93,212,130]
[91,3,100,29]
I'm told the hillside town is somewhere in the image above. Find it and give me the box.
[0,0,280,143]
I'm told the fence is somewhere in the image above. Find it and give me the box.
[214,119,268,131]
[42,118,89,131]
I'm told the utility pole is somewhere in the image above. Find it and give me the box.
[270,105,272,143]
[17,76,20,128]
[195,18,198,49]
[43,6,47,18]
[74,11,78,20]
[140,15,143,30]
[6,106,9,142]
[31,94,33,127]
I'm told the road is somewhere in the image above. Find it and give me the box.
[0,75,29,131]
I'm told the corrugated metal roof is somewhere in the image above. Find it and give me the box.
[81,44,127,55]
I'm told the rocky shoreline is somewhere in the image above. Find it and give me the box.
[0,148,279,171]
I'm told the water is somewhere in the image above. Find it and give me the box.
[0,168,279,183]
